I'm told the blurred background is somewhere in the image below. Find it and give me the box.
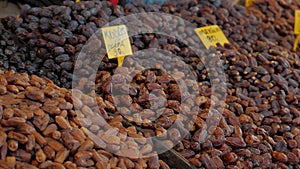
[0,0,241,18]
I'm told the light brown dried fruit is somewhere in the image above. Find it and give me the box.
[0,132,7,148]
[223,152,238,164]
[225,136,246,148]
[33,131,47,146]
[64,161,77,169]
[78,140,94,152]
[55,116,71,129]
[7,131,28,144]
[117,149,140,159]
[46,137,65,152]
[15,162,38,169]
[25,90,45,101]
[43,124,58,136]
[149,154,159,169]
[81,127,106,149]
[52,131,61,140]
[0,85,7,95]
[55,149,70,164]
[74,151,94,167]
[35,149,46,163]
[6,85,19,93]
[49,162,66,169]
[15,149,31,162]
[272,151,288,163]
[25,134,35,152]
[5,156,16,168]
[70,128,86,143]
[102,134,121,145]
[42,106,61,115]
[7,140,18,152]
[43,146,55,160]
[140,144,153,155]
[2,117,26,127]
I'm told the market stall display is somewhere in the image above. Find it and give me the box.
[0,0,300,168]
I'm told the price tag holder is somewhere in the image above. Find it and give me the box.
[195,25,229,49]
[102,25,133,66]
[294,10,300,51]
[293,34,300,51]
[245,0,253,7]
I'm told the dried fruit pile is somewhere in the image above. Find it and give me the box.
[0,1,112,88]
[249,0,300,50]
[0,0,227,88]
[1,0,300,88]
[0,69,170,169]
[0,0,300,168]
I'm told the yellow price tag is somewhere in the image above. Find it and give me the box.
[195,25,229,49]
[295,10,300,34]
[294,10,300,51]
[76,0,80,2]
[245,0,253,7]
[102,25,133,66]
